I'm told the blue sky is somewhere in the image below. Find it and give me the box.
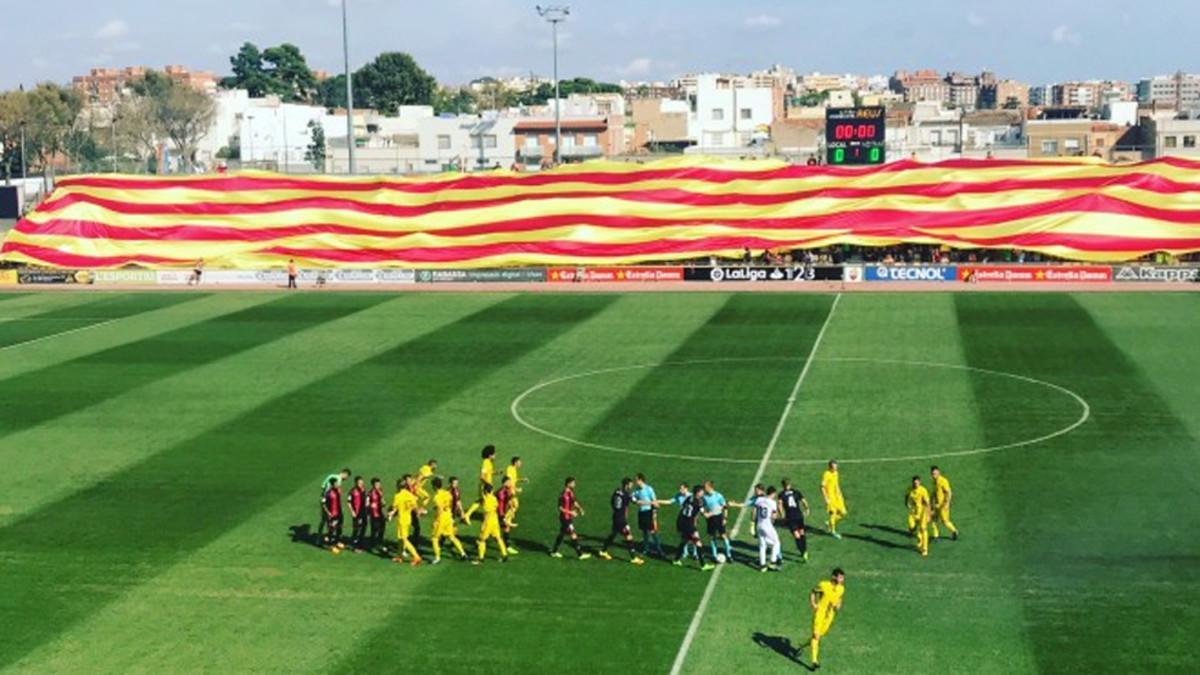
[3,0,1196,90]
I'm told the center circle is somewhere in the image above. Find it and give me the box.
[510,357,1090,465]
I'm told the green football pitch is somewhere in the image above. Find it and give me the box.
[0,290,1197,674]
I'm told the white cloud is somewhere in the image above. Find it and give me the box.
[966,12,986,28]
[1051,24,1081,46]
[744,14,782,30]
[617,57,653,77]
[94,19,129,40]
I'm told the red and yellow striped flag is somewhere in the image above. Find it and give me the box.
[4,156,1200,269]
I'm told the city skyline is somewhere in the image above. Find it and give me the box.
[4,0,1198,91]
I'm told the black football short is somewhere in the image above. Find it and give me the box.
[611,518,631,537]
[677,521,698,540]
[559,517,575,535]
[787,514,805,532]
[706,515,726,536]
[637,510,656,532]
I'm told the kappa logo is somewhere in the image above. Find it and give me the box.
[1115,266,1199,282]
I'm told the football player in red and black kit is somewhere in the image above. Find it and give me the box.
[366,477,386,552]
[322,481,345,552]
[448,476,466,523]
[673,484,713,570]
[496,476,519,555]
[550,477,592,560]
[347,476,367,552]
[600,478,645,565]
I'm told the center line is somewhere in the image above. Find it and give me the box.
[668,293,842,675]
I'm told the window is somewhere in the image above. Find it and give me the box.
[1041,140,1058,154]
[1185,136,1197,148]
[524,135,539,148]
[437,134,451,150]
[740,108,752,120]
[711,108,724,121]
[945,130,958,145]
[929,130,941,145]
[1095,138,1106,148]
[1064,138,1081,152]
[562,135,576,149]
[583,134,599,147]
[1164,136,1177,148]
[483,134,497,149]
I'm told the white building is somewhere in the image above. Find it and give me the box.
[684,74,775,152]
[198,90,330,172]
[326,109,517,175]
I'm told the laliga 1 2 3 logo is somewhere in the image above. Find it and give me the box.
[710,267,726,282]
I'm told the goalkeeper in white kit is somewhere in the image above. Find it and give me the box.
[752,484,783,572]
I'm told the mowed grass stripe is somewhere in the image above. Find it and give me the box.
[560,293,838,463]
[0,293,202,349]
[71,294,727,674]
[0,294,494,528]
[0,294,381,442]
[955,294,1200,674]
[0,294,615,670]
[0,294,286,383]
[681,294,1039,674]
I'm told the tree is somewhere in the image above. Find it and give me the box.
[131,71,216,172]
[26,83,82,189]
[156,85,216,172]
[262,44,318,103]
[222,42,272,97]
[433,86,478,115]
[114,94,159,168]
[305,120,326,172]
[317,74,348,109]
[514,77,623,106]
[353,52,437,113]
[0,89,31,182]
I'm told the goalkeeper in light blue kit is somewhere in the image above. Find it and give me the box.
[753,484,783,572]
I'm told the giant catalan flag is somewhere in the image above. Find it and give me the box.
[3,156,1200,269]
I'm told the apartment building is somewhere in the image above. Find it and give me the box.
[71,65,218,105]
[1137,72,1200,107]
[890,69,949,104]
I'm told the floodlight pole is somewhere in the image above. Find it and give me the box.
[537,5,570,165]
[342,0,357,174]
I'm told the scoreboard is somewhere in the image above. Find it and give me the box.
[825,106,886,165]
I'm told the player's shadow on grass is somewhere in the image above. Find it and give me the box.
[751,632,814,671]
[844,523,911,550]
[289,523,325,548]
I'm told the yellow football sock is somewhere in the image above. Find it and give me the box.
[496,535,508,558]
[402,538,419,560]
[810,638,820,663]
[449,534,465,557]
[464,502,480,521]
[432,537,441,561]
[931,522,940,538]
[477,540,486,559]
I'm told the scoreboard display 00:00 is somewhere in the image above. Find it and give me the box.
[825,106,886,165]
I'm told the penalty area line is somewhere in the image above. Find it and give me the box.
[668,293,842,675]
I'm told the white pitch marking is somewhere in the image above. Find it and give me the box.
[509,357,1090,466]
[0,318,120,353]
[668,293,842,675]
